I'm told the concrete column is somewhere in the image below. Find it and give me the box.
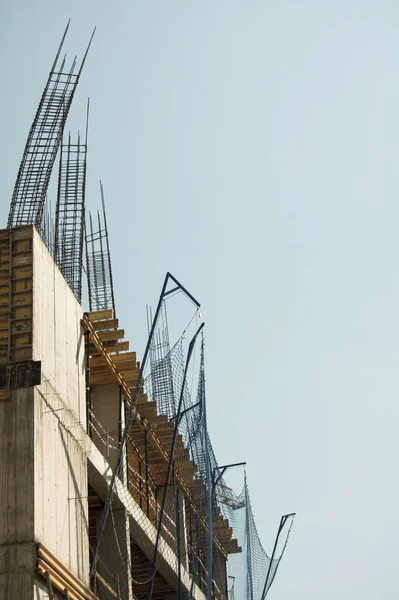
[179,492,189,570]
[157,482,189,570]
[90,383,121,473]
[0,388,35,600]
[97,508,133,600]
[157,483,178,557]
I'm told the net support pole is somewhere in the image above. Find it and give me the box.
[261,513,295,599]
[244,475,254,600]
[203,356,213,600]
[85,331,91,435]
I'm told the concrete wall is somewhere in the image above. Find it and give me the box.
[34,386,89,584]
[31,228,89,586]
[32,226,86,426]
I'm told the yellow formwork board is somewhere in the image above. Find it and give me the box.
[12,253,32,267]
[12,292,32,306]
[11,320,31,334]
[11,228,33,240]
[13,238,32,252]
[0,228,34,363]
[13,265,32,279]
[12,279,32,292]
[13,305,32,320]
[12,347,32,361]
[11,332,31,347]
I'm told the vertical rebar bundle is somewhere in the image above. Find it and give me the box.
[148,304,176,416]
[54,130,87,303]
[85,183,116,315]
[7,21,94,230]
[40,195,55,254]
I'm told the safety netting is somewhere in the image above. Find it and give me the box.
[89,286,294,600]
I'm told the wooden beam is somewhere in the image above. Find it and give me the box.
[91,318,119,331]
[37,563,83,600]
[96,573,118,598]
[87,309,114,321]
[133,404,157,419]
[93,365,138,376]
[97,329,125,342]
[37,544,98,600]
[91,373,139,386]
[82,315,132,403]
[90,363,138,377]
[90,351,137,367]
[90,341,130,355]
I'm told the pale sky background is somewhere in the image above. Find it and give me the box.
[1,1,399,598]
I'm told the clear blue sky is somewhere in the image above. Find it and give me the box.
[1,1,399,598]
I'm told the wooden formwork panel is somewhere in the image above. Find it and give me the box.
[13,238,32,252]
[11,319,31,334]
[0,227,33,365]
[11,332,32,346]
[12,253,32,267]
[13,305,32,320]
[12,291,32,306]
[13,265,33,280]
[11,347,32,362]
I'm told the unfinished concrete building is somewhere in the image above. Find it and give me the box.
[0,24,294,600]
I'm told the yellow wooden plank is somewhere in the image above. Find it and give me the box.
[90,351,136,368]
[14,239,32,252]
[12,332,31,346]
[91,318,119,331]
[13,265,32,279]
[96,573,118,598]
[90,341,130,354]
[82,315,133,402]
[37,562,86,600]
[97,329,125,342]
[12,292,32,306]
[87,309,114,321]
[37,544,98,600]
[91,372,139,386]
[12,253,32,267]
[12,280,32,293]
[11,320,31,334]
[11,349,31,361]
[14,305,32,319]
[90,364,138,377]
